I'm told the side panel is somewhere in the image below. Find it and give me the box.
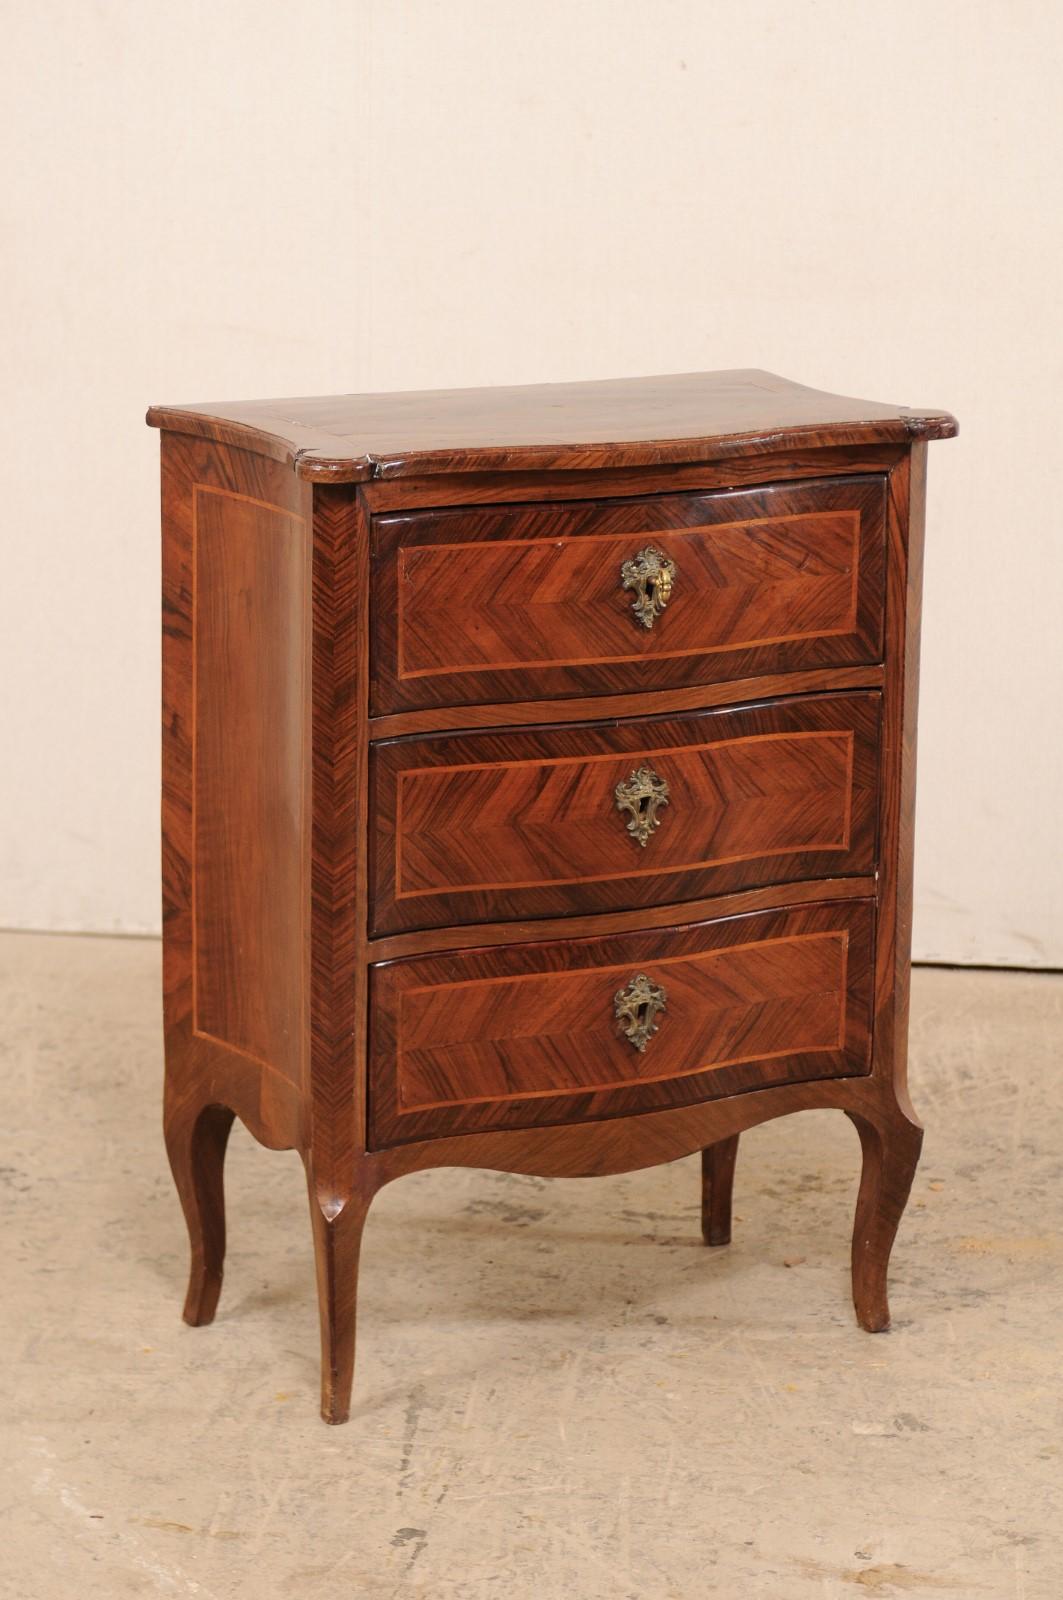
[161,433,311,1146]
[193,487,307,1067]
[872,445,927,1102]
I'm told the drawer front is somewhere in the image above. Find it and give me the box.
[371,476,886,713]
[368,900,874,1146]
[370,692,879,934]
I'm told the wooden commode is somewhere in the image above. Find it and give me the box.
[147,370,956,1422]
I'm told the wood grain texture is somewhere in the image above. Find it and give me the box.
[307,1162,374,1426]
[369,900,874,1147]
[153,374,954,1422]
[367,875,877,963]
[701,1136,740,1247]
[161,433,312,1125]
[307,485,371,1206]
[192,485,308,1075]
[360,444,905,512]
[161,434,311,1336]
[870,447,927,1116]
[372,476,886,712]
[164,1103,235,1326]
[368,664,884,739]
[147,368,956,482]
[371,692,881,933]
[847,1106,924,1331]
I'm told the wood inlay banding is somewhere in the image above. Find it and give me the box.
[367,663,885,739]
[397,933,849,1111]
[396,511,860,679]
[151,370,955,1421]
[370,900,874,1146]
[372,476,886,712]
[371,692,880,933]
[191,484,309,1078]
[393,731,855,898]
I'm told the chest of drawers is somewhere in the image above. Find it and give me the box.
[148,369,956,1422]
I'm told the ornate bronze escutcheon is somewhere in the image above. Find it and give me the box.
[614,764,670,847]
[613,972,668,1053]
[619,545,678,629]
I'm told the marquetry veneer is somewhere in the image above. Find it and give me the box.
[148,368,956,1422]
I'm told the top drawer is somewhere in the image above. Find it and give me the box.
[370,475,886,713]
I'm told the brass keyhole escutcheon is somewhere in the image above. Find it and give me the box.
[614,972,668,1053]
[614,764,670,848]
[620,545,678,630]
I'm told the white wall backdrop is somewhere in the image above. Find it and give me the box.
[2,0,1061,965]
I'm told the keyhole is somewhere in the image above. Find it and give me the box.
[638,793,651,820]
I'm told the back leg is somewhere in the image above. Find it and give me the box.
[164,1100,236,1325]
[701,1135,740,1246]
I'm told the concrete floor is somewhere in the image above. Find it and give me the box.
[1,932,1061,1600]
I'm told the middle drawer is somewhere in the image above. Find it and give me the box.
[370,691,880,934]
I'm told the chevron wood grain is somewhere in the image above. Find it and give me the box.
[151,371,955,1421]
[371,692,880,933]
[370,901,873,1146]
[308,485,369,1193]
[372,476,886,712]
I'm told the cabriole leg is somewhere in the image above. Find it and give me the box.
[164,1100,236,1326]
[308,1177,376,1425]
[846,1107,923,1332]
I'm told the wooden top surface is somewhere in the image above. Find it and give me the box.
[146,368,956,483]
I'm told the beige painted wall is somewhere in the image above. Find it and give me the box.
[2,0,1060,964]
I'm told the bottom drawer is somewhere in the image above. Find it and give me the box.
[368,900,874,1147]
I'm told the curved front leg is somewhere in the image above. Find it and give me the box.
[164,1100,236,1326]
[846,1107,923,1332]
[308,1174,377,1425]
